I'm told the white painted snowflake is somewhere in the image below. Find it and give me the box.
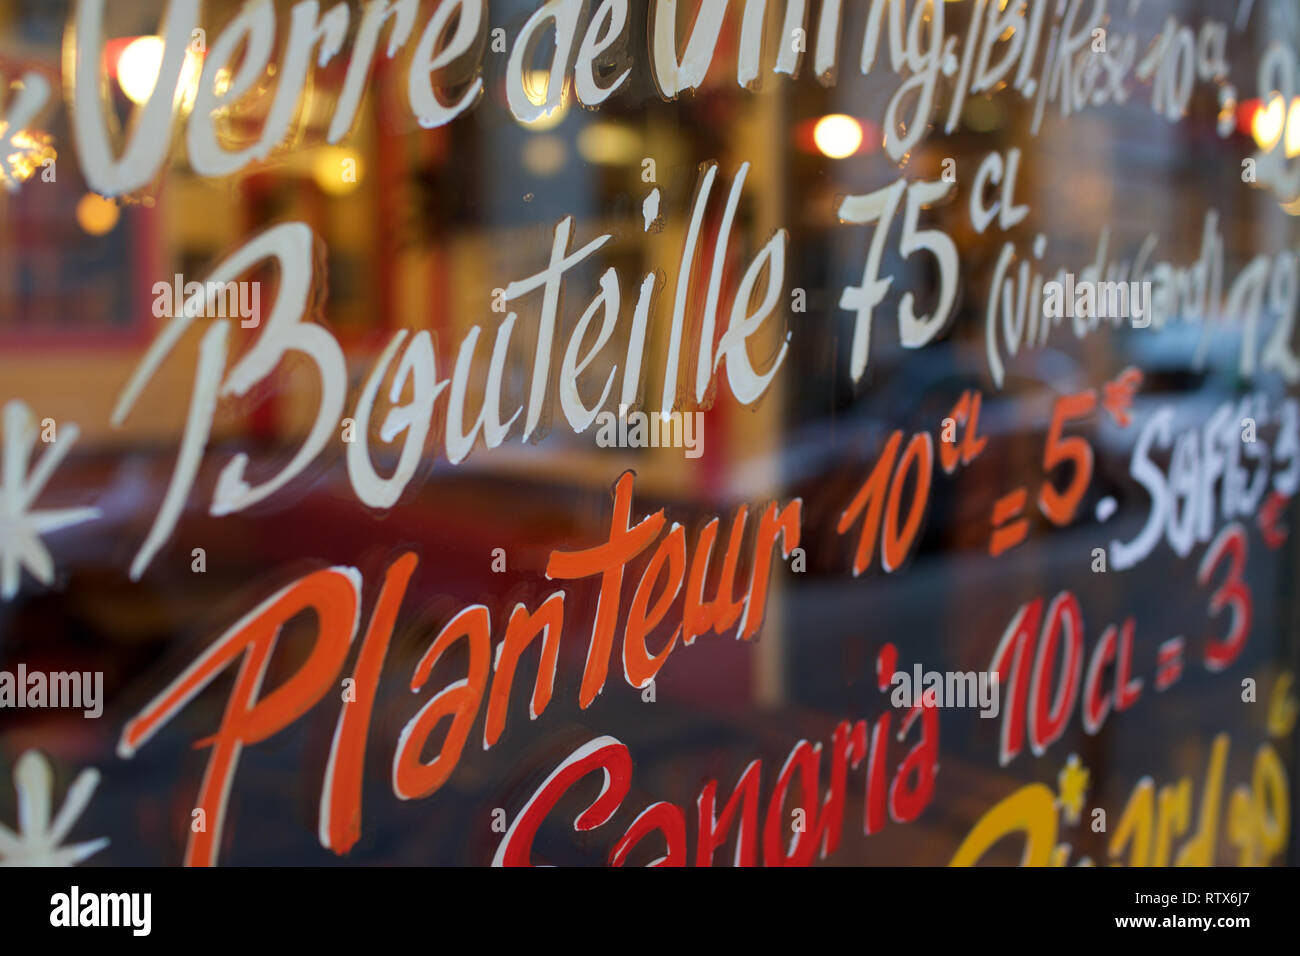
[0,750,108,866]
[0,400,100,600]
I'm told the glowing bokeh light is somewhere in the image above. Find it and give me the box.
[813,114,864,159]
[117,36,165,105]
[1286,97,1300,158]
[577,122,640,165]
[116,35,204,108]
[312,147,363,195]
[1252,94,1285,151]
[521,70,568,130]
[76,193,119,235]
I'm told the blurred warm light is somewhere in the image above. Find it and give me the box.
[1238,97,1260,137]
[1252,94,1285,151]
[117,36,163,103]
[523,69,551,106]
[312,146,363,195]
[213,66,232,99]
[794,116,877,156]
[522,135,567,176]
[813,114,864,159]
[521,70,567,130]
[116,35,203,108]
[76,193,119,235]
[1287,98,1300,158]
[577,121,639,165]
[0,126,55,189]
